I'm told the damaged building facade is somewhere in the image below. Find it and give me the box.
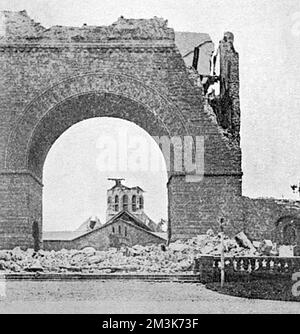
[0,10,299,250]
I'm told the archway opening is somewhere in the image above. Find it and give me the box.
[2,74,189,250]
[43,117,168,237]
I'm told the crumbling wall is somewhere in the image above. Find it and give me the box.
[0,11,244,248]
[4,11,295,248]
[214,194,300,242]
[182,31,240,143]
[0,10,45,38]
[0,10,174,42]
[175,32,214,74]
[207,32,240,141]
[241,197,300,242]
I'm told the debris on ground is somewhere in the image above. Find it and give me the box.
[278,245,294,257]
[0,231,283,274]
[234,232,256,252]
[259,239,274,256]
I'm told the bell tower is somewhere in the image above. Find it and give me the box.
[106,178,145,221]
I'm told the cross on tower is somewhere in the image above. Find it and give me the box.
[108,178,125,187]
[291,182,300,197]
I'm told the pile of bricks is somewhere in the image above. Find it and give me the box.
[0,230,263,274]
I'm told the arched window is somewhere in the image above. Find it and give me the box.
[112,226,115,233]
[132,195,137,212]
[122,194,128,210]
[118,225,121,234]
[139,196,144,209]
[114,195,119,211]
[125,226,128,237]
[89,220,96,229]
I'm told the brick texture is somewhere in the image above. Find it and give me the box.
[0,11,299,249]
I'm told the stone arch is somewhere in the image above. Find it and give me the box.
[275,216,300,245]
[0,71,188,249]
[4,72,189,179]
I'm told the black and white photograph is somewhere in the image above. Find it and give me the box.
[0,0,299,317]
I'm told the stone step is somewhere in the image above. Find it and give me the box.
[2,272,200,282]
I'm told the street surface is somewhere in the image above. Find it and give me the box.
[0,280,299,313]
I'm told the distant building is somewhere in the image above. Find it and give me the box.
[43,179,167,250]
[43,210,166,251]
[106,178,157,230]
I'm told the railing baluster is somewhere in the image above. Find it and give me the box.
[265,258,271,271]
[257,258,263,271]
[249,258,256,272]
[195,255,300,282]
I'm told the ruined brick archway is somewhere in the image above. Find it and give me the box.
[0,11,247,249]
[4,72,189,179]
[1,72,190,249]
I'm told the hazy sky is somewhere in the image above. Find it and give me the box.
[43,118,168,231]
[1,0,300,230]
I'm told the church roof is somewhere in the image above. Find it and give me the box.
[130,186,145,192]
[43,210,155,241]
[43,230,85,241]
[108,184,145,192]
[152,232,168,240]
[75,216,102,232]
[43,216,102,241]
[104,209,151,231]
[113,219,167,242]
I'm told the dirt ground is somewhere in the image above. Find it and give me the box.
[0,280,299,314]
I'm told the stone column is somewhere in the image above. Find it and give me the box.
[0,172,42,249]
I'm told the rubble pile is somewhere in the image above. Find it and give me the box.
[0,231,270,274]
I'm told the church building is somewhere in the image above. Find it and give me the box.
[106,178,158,230]
[43,179,166,250]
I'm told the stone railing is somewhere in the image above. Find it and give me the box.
[194,255,300,283]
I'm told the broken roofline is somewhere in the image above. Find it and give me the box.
[0,10,217,59]
[182,40,214,58]
[44,209,152,241]
[44,211,166,242]
[0,10,175,42]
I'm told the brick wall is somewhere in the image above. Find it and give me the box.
[0,173,42,249]
[0,11,298,249]
[0,11,243,249]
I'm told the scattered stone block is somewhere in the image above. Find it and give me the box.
[279,245,294,257]
[234,232,255,251]
[80,247,96,256]
[260,240,273,255]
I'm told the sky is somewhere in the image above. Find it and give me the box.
[42,118,168,231]
[1,0,300,230]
